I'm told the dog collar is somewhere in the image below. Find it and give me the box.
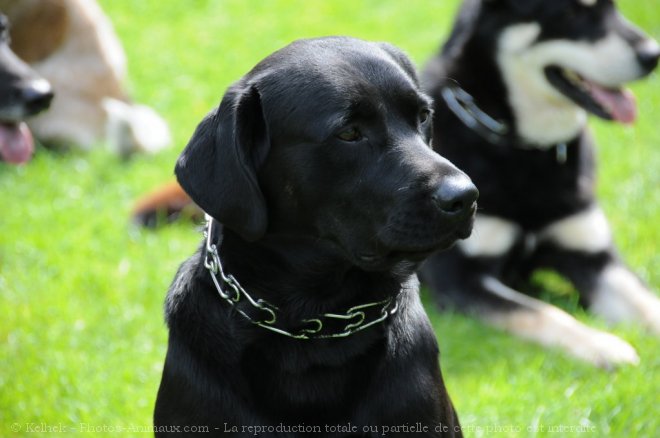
[440,84,569,164]
[441,84,510,145]
[203,216,398,340]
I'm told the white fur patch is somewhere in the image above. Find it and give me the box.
[579,0,597,7]
[539,207,611,253]
[30,79,52,95]
[103,98,171,155]
[482,277,639,368]
[591,265,660,334]
[458,215,520,257]
[497,24,643,146]
[638,38,660,61]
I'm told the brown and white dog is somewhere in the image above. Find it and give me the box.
[0,0,170,156]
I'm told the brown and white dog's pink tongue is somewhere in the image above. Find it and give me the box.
[0,122,34,164]
[589,84,637,124]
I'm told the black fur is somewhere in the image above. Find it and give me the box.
[155,37,478,436]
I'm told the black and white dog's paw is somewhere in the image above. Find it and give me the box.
[490,304,640,369]
[590,265,660,336]
[481,278,639,369]
[567,323,640,370]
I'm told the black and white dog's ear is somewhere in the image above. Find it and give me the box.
[175,84,269,241]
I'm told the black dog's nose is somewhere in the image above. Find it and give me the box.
[636,40,660,72]
[22,79,54,115]
[432,174,479,215]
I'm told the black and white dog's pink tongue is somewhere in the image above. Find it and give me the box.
[0,122,34,164]
[590,85,637,124]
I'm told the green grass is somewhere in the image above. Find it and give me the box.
[1,0,658,436]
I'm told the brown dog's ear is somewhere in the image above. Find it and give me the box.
[6,1,69,63]
[175,84,269,241]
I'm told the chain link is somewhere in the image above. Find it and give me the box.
[203,217,398,340]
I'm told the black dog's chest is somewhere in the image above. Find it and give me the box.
[440,134,595,230]
[242,332,383,416]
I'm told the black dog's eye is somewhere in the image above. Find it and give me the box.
[337,127,363,142]
[419,109,431,124]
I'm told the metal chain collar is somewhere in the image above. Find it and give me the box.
[203,216,398,340]
[441,84,510,146]
[441,84,568,164]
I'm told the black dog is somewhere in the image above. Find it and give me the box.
[0,14,53,164]
[421,0,660,368]
[155,37,478,436]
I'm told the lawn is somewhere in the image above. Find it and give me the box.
[1,0,658,436]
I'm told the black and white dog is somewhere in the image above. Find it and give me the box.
[421,0,660,368]
[0,14,52,164]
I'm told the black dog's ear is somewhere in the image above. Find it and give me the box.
[175,84,269,241]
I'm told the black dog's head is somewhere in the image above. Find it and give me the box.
[0,14,53,164]
[442,0,660,144]
[176,37,477,271]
